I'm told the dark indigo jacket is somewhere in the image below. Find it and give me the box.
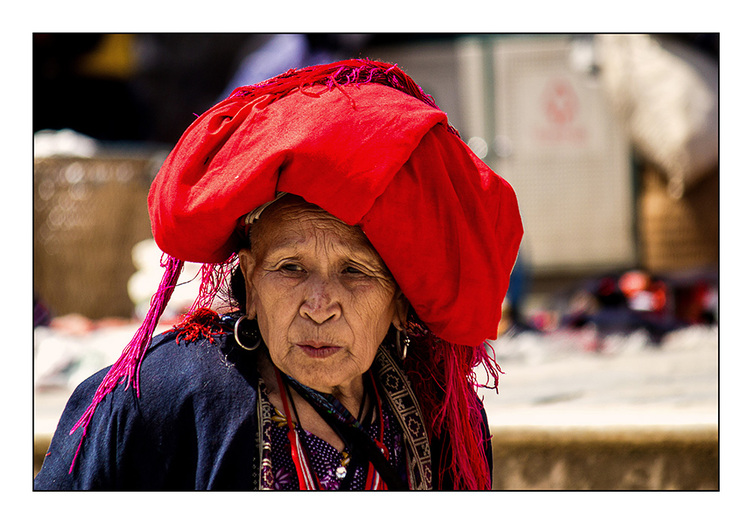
[35,329,261,490]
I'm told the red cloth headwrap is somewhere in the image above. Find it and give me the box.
[149,60,522,346]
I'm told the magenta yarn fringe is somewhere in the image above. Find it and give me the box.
[67,254,183,471]
[404,324,503,490]
[66,254,237,473]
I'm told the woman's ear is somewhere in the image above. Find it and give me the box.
[238,248,257,319]
[392,290,409,331]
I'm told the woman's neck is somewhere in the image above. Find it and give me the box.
[258,353,368,451]
[324,380,365,416]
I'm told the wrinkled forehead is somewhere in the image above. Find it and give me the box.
[248,195,382,261]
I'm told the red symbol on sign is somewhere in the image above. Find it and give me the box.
[543,78,579,125]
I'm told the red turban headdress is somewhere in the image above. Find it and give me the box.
[150,60,522,346]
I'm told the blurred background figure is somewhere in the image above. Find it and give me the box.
[217,33,371,99]
[34,34,147,141]
[34,33,371,145]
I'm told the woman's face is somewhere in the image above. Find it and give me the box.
[239,197,406,395]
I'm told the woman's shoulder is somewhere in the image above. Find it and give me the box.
[67,311,259,414]
[35,315,261,489]
[138,314,259,399]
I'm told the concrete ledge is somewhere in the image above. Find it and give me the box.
[34,435,52,478]
[491,425,718,490]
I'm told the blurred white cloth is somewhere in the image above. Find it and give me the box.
[596,34,718,198]
[34,129,99,158]
[128,238,204,320]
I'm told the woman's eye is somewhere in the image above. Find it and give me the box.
[280,263,304,273]
[343,266,365,276]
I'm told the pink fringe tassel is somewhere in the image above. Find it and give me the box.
[405,325,503,490]
[67,254,185,472]
[191,256,236,312]
[67,252,241,472]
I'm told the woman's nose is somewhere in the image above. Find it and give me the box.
[299,276,341,324]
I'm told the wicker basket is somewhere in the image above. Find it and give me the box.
[34,156,156,319]
[638,165,719,273]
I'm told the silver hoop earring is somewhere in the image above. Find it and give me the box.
[396,329,410,360]
[234,315,261,351]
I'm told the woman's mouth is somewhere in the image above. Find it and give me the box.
[296,343,343,359]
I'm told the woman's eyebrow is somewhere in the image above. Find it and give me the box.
[261,244,301,260]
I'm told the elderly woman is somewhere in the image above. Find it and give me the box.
[34,59,522,490]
